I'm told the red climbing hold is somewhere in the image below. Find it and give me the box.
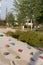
[5,34,9,36]
[5,44,10,47]
[18,49,23,52]
[30,57,35,61]
[39,56,43,59]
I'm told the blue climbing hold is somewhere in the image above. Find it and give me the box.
[10,42,15,45]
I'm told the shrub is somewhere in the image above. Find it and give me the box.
[19,31,43,48]
[6,31,43,48]
[6,30,23,38]
[19,32,26,42]
[13,30,23,38]
[6,31,14,36]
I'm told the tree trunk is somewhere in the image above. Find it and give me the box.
[21,25,24,31]
[31,19,33,30]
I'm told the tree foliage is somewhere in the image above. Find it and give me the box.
[13,0,25,25]
[6,13,15,26]
[13,0,43,24]
[37,0,43,24]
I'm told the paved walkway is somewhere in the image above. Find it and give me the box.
[0,28,15,33]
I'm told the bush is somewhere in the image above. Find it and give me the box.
[6,31,14,35]
[6,30,23,38]
[19,31,43,48]
[6,31,18,38]
[6,31,43,48]
[13,30,23,38]
[19,32,26,42]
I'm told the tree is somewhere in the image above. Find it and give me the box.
[13,0,42,30]
[20,0,42,22]
[36,0,43,24]
[6,13,15,27]
[13,0,26,30]
[17,13,26,25]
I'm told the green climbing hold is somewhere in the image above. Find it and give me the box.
[15,56,20,59]
[30,52,33,55]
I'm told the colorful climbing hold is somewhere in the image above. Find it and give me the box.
[10,42,15,45]
[30,57,35,61]
[30,52,33,55]
[5,34,9,36]
[15,56,20,59]
[3,52,10,55]
[9,39,11,41]
[18,49,23,52]
[0,34,3,37]
[39,56,43,59]
[5,44,10,47]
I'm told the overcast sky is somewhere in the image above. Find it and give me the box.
[0,0,13,20]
